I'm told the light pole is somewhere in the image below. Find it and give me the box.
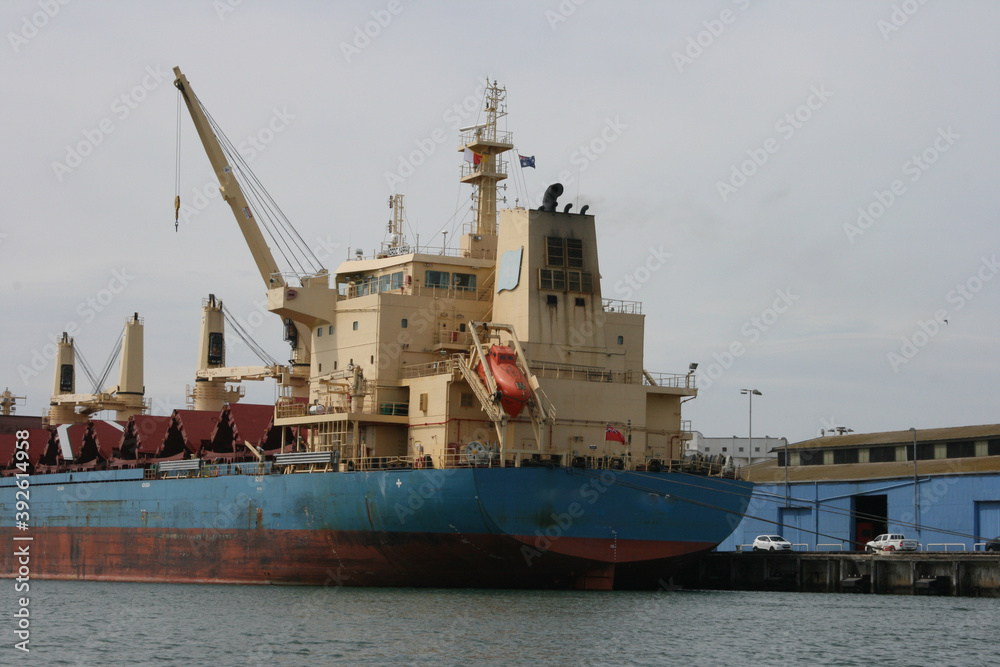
[910,427,918,541]
[740,389,762,466]
[784,438,789,507]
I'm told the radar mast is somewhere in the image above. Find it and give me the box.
[458,80,513,260]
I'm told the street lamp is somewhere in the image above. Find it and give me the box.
[740,389,762,466]
[910,427,919,541]
[784,438,789,507]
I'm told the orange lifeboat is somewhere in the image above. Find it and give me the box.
[477,345,532,418]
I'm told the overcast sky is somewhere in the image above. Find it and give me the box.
[2,1,997,443]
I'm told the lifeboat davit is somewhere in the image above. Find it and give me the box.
[477,345,532,418]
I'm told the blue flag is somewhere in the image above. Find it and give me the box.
[519,155,535,169]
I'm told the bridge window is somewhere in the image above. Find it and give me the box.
[401,319,408,328]
[391,272,404,289]
[425,270,450,288]
[453,273,477,291]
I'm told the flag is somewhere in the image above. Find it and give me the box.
[605,425,625,443]
[519,155,535,168]
[463,148,482,165]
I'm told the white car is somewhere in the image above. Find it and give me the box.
[752,535,792,552]
[865,533,919,552]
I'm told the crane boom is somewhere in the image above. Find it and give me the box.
[173,67,284,288]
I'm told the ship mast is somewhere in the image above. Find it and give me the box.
[382,194,409,256]
[458,81,513,259]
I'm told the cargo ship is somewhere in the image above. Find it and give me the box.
[0,69,752,590]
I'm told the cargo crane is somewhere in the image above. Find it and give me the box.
[46,314,148,425]
[173,67,338,401]
[187,294,299,412]
[0,388,26,416]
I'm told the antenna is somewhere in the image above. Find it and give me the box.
[381,194,409,256]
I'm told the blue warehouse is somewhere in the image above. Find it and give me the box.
[718,424,1000,552]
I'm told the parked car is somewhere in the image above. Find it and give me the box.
[752,535,792,552]
[865,533,918,552]
[985,537,1000,552]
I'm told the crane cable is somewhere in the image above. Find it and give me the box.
[174,90,181,232]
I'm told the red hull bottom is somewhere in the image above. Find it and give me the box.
[1,528,716,591]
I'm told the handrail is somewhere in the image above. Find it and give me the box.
[816,543,845,551]
[602,298,642,314]
[924,543,967,552]
[400,358,458,379]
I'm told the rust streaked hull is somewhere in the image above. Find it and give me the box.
[1,465,751,590]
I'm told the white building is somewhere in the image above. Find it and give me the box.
[686,431,787,467]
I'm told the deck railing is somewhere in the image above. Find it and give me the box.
[602,298,642,314]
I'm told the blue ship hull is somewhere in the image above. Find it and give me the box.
[1,465,751,589]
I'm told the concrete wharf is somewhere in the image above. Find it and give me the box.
[677,552,1000,597]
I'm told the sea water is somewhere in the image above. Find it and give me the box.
[4,581,996,666]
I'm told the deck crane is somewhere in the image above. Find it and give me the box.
[173,67,338,398]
